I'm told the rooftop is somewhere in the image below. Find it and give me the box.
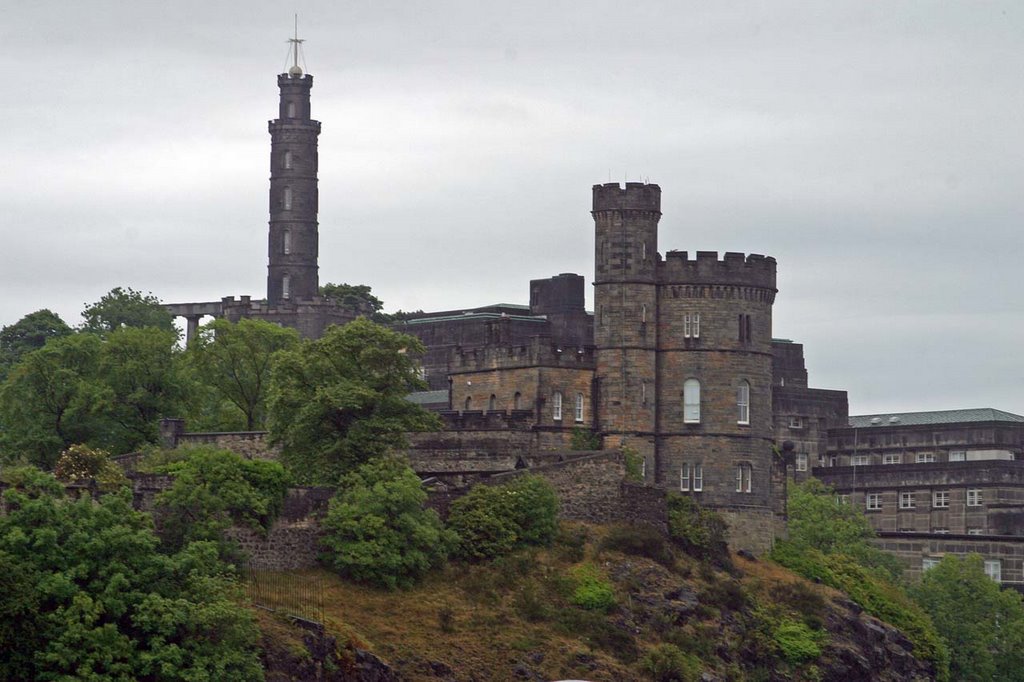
[848,408,1024,428]
[405,390,450,406]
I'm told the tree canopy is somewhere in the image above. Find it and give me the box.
[267,318,440,484]
[189,318,299,430]
[0,309,72,378]
[320,282,384,315]
[80,286,176,334]
[911,554,1024,682]
[0,475,264,681]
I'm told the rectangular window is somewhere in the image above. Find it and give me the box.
[899,527,915,533]
[899,492,916,509]
[693,465,703,491]
[866,493,882,511]
[683,379,700,424]
[883,453,901,465]
[916,453,935,464]
[574,393,584,422]
[967,489,983,507]
[692,313,700,338]
[680,463,690,492]
[552,392,562,421]
[683,313,691,338]
[933,527,950,535]
[933,491,950,508]
[851,454,870,466]
[829,456,838,467]
[836,494,851,505]
[922,557,940,572]
[788,416,804,429]
[985,560,1002,582]
[737,382,750,425]
[949,450,966,462]
[796,453,808,472]
[735,464,752,493]
[968,528,984,536]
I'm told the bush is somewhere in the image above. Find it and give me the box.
[447,475,558,560]
[571,562,617,612]
[600,524,676,567]
[667,494,730,567]
[320,456,456,589]
[623,446,644,482]
[773,618,824,664]
[155,446,291,556]
[570,427,601,450]
[53,443,127,491]
[639,643,702,682]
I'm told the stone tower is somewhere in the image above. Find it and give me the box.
[267,64,321,304]
[592,182,661,459]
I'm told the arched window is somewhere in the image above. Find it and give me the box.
[513,392,522,410]
[287,101,296,118]
[283,186,293,211]
[464,396,472,412]
[552,392,563,421]
[575,393,584,422]
[735,463,752,493]
[283,229,291,255]
[737,380,750,425]
[641,303,647,323]
[683,379,701,424]
[284,150,293,170]
[282,274,291,300]
[488,394,496,413]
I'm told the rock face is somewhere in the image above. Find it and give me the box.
[261,625,398,682]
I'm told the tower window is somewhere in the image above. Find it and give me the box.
[488,394,497,413]
[683,378,701,424]
[738,314,752,342]
[464,396,472,412]
[287,101,296,118]
[283,229,291,255]
[284,150,293,170]
[684,313,700,338]
[737,380,750,424]
[641,304,647,323]
[283,187,293,211]
[513,392,522,410]
[575,393,584,422]
[552,392,562,421]
[282,274,291,300]
[735,463,753,493]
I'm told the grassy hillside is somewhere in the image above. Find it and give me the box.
[255,523,937,681]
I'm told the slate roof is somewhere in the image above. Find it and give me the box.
[848,408,1024,428]
[405,390,450,406]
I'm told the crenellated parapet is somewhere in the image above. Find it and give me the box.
[660,250,777,292]
[592,182,662,214]
[450,337,595,373]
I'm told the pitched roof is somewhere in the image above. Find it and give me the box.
[848,408,1024,428]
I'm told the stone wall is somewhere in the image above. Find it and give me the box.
[225,519,323,570]
[175,432,280,461]
[717,506,783,555]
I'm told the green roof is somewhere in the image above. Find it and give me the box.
[405,390,449,406]
[848,408,1024,428]
[401,312,546,325]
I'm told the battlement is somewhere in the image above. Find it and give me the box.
[277,73,313,86]
[450,337,596,373]
[592,182,662,213]
[660,250,777,289]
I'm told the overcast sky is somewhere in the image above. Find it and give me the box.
[2,1,1022,417]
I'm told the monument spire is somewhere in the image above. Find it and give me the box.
[287,14,305,77]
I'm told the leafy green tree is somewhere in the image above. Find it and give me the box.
[447,475,559,560]
[911,554,1024,682]
[80,286,176,334]
[320,282,384,315]
[0,333,102,468]
[189,318,299,430]
[0,309,72,378]
[319,456,455,589]
[267,318,440,483]
[154,446,291,556]
[0,474,264,681]
[782,478,902,578]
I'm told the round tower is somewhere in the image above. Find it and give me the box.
[267,67,321,304]
[592,182,661,456]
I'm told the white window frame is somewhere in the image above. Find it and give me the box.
[851,454,870,466]
[680,463,690,491]
[922,557,940,572]
[968,528,984,536]
[932,490,950,509]
[865,493,882,511]
[985,559,1002,582]
[692,313,700,338]
[796,453,808,472]
[737,381,750,425]
[899,492,916,509]
[883,453,901,465]
[735,463,752,493]
[949,450,966,462]
[552,392,562,421]
[683,379,701,424]
[788,416,803,429]
[693,464,703,492]
[916,452,935,464]
[933,527,950,535]
[967,489,983,507]
[575,392,584,422]
[683,313,691,338]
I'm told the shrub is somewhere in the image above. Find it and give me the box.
[571,562,617,612]
[622,446,644,482]
[639,643,702,682]
[667,494,730,567]
[447,475,558,560]
[570,427,601,450]
[53,443,127,491]
[600,524,676,567]
[773,618,824,664]
[320,456,456,589]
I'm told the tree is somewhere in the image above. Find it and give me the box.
[0,474,264,681]
[0,333,102,468]
[319,456,455,589]
[189,318,299,430]
[320,282,384,315]
[911,554,1024,682]
[0,309,72,378]
[80,286,176,334]
[267,318,440,483]
[447,475,559,560]
[154,446,291,556]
